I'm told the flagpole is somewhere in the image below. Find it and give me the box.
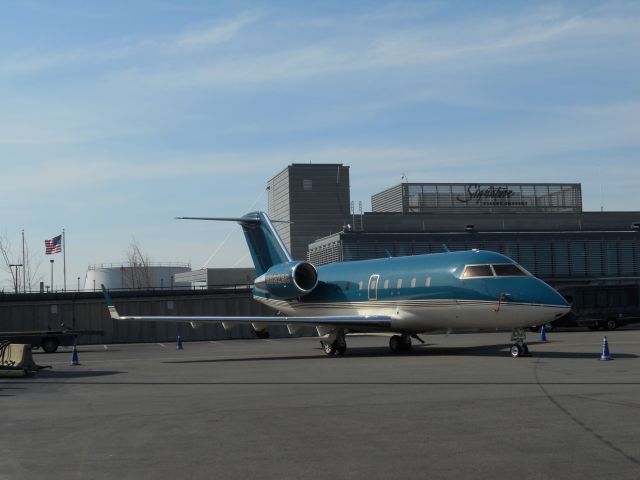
[22,229,26,293]
[63,228,67,291]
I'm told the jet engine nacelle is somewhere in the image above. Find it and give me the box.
[254,261,318,299]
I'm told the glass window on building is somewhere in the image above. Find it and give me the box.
[517,243,537,276]
[605,243,619,276]
[535,243,553,277]
[585,241,603,277]
[303,179,312,191]
[569,241,587,277]
[553,241,570,277]
[619,241,636,276]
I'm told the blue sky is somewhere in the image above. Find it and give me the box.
[1,0,639,291]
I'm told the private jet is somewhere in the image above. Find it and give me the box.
[102,211,570,357]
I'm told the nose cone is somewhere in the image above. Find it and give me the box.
[536,280,571,322]
[545,284,570,308]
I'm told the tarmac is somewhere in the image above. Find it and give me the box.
[1,329,639,480]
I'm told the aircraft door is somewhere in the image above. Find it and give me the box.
[368,274,380,300]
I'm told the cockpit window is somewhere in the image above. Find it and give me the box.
[461,265,494,278]
[492,264,527,276]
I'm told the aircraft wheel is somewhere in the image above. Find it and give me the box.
[605,318,617,330]
[522,343,529,355]
[389,335,402,353]
[322,341,336,356]
[510,344,522,358]
[336,344,347,356]
[42,338,59,354]
[401,335,412,351]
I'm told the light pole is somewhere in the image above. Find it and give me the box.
[77,277,80,291]
[50,259,54,293]
[9,264,23,293]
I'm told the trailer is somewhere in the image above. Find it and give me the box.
[0,330,104,353]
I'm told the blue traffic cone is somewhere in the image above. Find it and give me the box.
[176,335,184,350]
[70,345,80,366]
[600,336,612,361]
[540,325,547,342]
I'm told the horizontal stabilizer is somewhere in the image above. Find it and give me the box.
[176,216,259,223]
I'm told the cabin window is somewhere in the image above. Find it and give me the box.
[383,279,389,289]
[410,278,416,288]
[396,279,403,289]
[358,281,363,290]
[461,265,494,278]
[425,276,431,287]
[345,281,351,291]
[492,264,527,276]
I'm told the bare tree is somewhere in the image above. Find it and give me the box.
[123,239,153,289]
[0,232,43,293]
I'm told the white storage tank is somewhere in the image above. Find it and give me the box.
[83,263,191,291]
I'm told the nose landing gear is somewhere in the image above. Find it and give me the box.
[510,328,529,358]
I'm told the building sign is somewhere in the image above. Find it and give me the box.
[456,184,528,207]
[371,182,582,214]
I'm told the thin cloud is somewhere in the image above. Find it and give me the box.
[114,7,639,91]
[169,13,261,52]
[0,12,260,76]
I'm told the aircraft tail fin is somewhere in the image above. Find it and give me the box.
[177,212,292,276]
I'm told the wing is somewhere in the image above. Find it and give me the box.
[101,285,392,330]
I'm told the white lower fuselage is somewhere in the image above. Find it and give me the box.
[256,296,569,333]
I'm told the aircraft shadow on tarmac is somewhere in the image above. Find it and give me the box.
[33,348,122,355]
[35,370,124,379]
[163,343,638,363]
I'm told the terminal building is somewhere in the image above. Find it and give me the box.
[290,169,640,328]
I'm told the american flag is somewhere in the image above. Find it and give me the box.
[45,234,62,254]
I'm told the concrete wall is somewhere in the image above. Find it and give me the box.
[0,289,296,345]
[268,163,351,261]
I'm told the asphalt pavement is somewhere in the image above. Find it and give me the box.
[1,330,639,480]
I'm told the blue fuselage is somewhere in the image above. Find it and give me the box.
[253,250,570,332]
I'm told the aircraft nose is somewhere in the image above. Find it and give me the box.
[549,287,570,307]
[541,283,571,320]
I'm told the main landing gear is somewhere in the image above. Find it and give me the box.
[510,328,529,358]
[389,334,413,353]
[320,335,347,356]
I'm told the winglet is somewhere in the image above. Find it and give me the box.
[101,284,121,320]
